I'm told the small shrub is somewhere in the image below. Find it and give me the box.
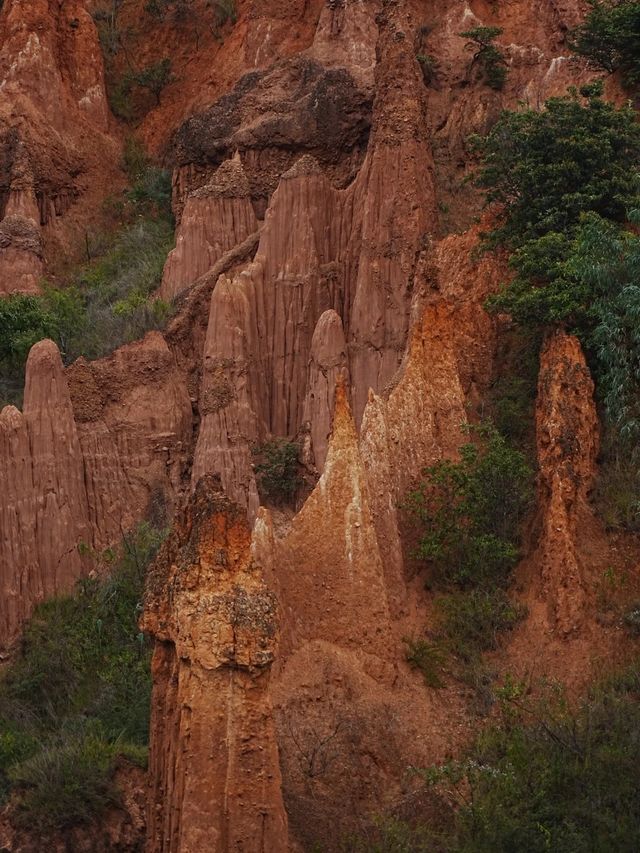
[92,1,127,57]
[460,26,508,90]
[624,605,640,634]
[107,74,135,121]
[130,58,174,106]
[404,638,446,688]
[208,0,237,32]
[145,0,170,18]
[436,589,525,663]
[122,136,149,182]
[416,53,439,84]
[254,439,301,504]
[406,423,533,589]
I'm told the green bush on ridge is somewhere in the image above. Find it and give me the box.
[406,423,533,590]
[459,26,508,90]
[253,439,302,505]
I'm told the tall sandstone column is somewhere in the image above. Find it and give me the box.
[141,475,289,853]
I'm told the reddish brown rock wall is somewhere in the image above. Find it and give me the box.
[0,333,193,649]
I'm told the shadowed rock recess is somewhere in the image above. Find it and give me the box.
[0,0,636,849]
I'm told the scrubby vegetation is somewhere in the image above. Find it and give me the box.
[253,439,302,505]
[404,638,446,689]
[416,53,439,85]
[570,0,640,90]
[111,58,175,118]
[406,424,533,686]
[209,0,237,32]
[145,0,237,31]
[345,660,640,851]
[0,523,163,830]
[487,328,541,453]
[407,424,533,589]
[425,664,640,851]
[95,0,236,119]
[0,143,173,407]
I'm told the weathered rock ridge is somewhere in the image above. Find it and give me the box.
[0,340,90,645]
[0,332,192,648]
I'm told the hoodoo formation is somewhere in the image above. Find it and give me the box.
[1,0,640,850]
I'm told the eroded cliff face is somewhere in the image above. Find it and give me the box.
[0,0,632,848]
[0,340,91,645]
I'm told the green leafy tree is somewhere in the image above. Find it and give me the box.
[459,26,508,90]
[570,0,640,89]
[472,83,640,251]
[131,58,174,106]
[490,213,640,440]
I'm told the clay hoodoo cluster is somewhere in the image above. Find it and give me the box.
[0,0,117,293]
[0,0,623,849]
